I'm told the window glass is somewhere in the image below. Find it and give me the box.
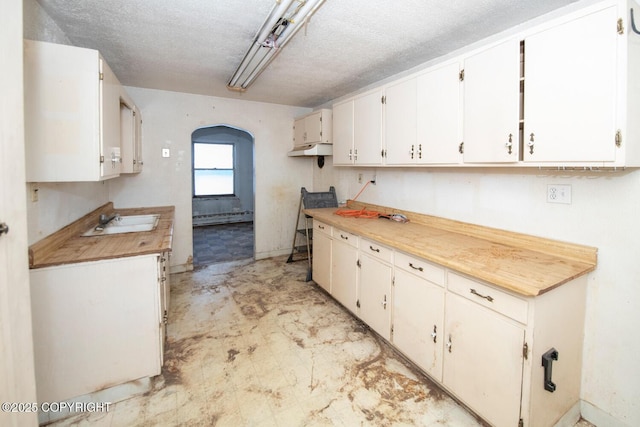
[193,143,234,196]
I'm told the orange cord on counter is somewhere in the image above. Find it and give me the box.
[334,180,382,219]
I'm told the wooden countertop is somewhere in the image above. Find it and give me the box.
[29,203,174,269]
[304,201,597,297]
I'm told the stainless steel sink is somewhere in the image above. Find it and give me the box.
[82,214,160,236]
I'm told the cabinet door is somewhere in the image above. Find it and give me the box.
[354,88,384,165]
[524,6,617,162]
[294,117,306,146]
[100,57,122,179]
[119,98,136,173]
[417,62,462,164]
[312,231,331,293]
[331,238,358,313]
[304,111,323,144]
[332,99,354,165]
[392,268,444,381]
[463,40,520,163]
[133,107,143,172]
[358,253,392,340]
[385,77,417,165]
[443,292,525,427]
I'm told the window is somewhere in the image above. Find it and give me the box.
[193,143,234,196]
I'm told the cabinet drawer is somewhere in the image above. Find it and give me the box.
[333,228,358,248]
[313,220,332,237]
[394,251,445,286]
[361,238,392,263]
[447,272,528,324]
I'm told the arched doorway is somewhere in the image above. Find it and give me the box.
[191,125,255,266]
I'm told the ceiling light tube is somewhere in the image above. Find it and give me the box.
[228,0,326,91]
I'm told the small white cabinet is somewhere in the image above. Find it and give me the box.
[120,89,144,174]
[392,252,445,381]
[30,253,168,403]
[357,239,393,340]
[24,40,142,181]
[330,228,359,313]
[294,109,332,146]
[311,220,332,293]
[463,39,521,163]
[523,6,618,163]
[333,88,384,165]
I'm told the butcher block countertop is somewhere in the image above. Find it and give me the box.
[29,202,174,269]
[304,201,597,297]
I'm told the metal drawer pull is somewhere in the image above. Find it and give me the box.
[409,262,423,272]
[369,245,380,253]
[381,294,387,309]
[340,234,348,240]
[318,225,325,230]
[431,325,437,343]
[470,288,494,302]
[0,222,9,236]
[446,334,452,353]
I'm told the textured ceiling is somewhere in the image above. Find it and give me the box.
[36,0,580,108]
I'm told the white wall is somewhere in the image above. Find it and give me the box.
[109,87,311,271]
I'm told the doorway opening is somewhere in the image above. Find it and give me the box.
[191,125,254,266]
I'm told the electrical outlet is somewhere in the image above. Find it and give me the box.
[547,184,571,204]
[358,173,363,184]
[162,148,171,158]
[30,183,39,202]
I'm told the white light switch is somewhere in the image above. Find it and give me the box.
[162,148,170,158]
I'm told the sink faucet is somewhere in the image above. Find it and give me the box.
[96,213,120,230]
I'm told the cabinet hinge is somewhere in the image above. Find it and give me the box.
[356,299,361,308]
[617,18,624,35]
[518,418,524,427]
[458,142,464,154]
[523,342,529,360]
[459,69,465,81]
[357,259,361,268]
[381,95,386,104]
[615,129,622,147]
[99,72,104,81]
[100,155,105,164]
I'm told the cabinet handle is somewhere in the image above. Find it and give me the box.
[528,133,535,154]
[340,234,349,240]
[431,325,437,343]
[349,149,352,160]
[318,225,325,230]
[505,134,513,154]
[410,144,415,159]
[418,144,422,159]
[369,245,380,253]
[470,288,494,303]
[381,294,387,309]
[0,222,9,236]
[409,262,423,272]
[447,334,453,353]
[354,148,358,161]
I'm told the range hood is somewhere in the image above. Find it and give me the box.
[287,143,333,157]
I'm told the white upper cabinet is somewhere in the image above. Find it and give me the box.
[119,88,143,174]
[293,109,332,146]
[416,62,463,165]
[523,6,618,164]
[24,40,141,181]
[333,89,384,165]
[463,39,521,163]
[384,77,417,165]
[332,99,355,165]
[353,88,385,165]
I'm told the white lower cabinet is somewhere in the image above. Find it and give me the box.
[330,228,359,314]
[29,253,167,403]
[312,220,332,293]
[314,228,587,427]
[392,253,445,381]
[357,239,393,341]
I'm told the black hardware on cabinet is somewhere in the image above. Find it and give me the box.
[0,222,9,236]
[542,348,559,392]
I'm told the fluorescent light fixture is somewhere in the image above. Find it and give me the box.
[227,0,326,91]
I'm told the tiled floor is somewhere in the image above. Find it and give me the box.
[192,222,254,266]
[49,257,597,427]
